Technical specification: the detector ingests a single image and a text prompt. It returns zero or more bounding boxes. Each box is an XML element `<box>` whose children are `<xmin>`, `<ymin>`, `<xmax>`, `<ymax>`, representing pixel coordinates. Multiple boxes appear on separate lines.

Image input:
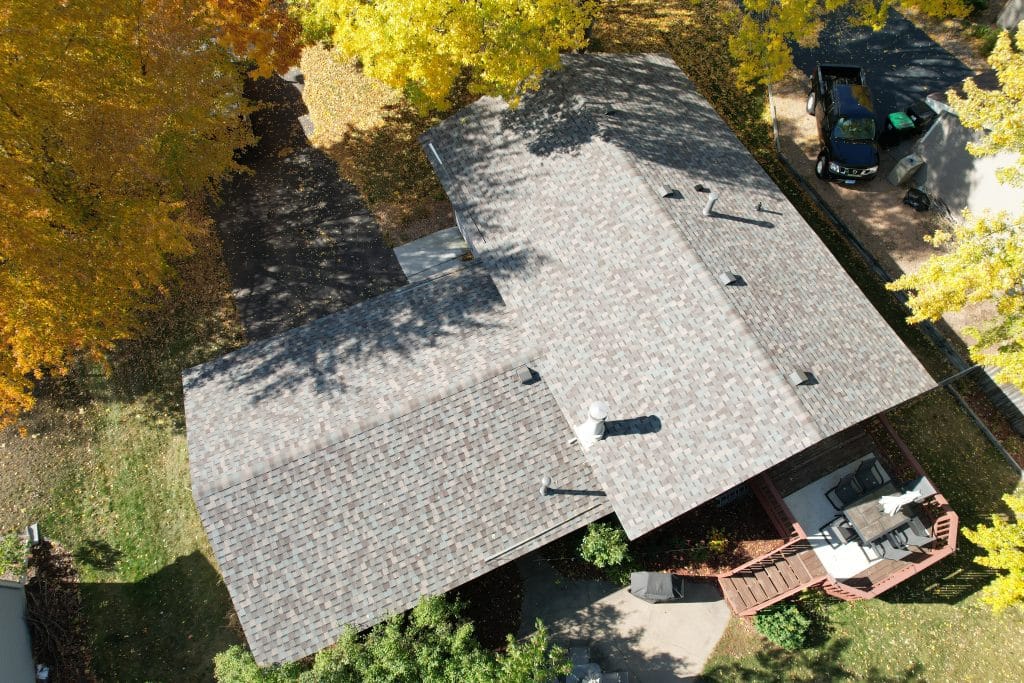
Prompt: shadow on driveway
<box><xmin>517</xmin><ymin>554</ymin><xmax>730</xmax><ymax>682</ymax></box>
<box><xmin>214</xmin><ymin>74</ymin><xmax>407</xmax><ymax>341</ymax></box>
<box><xmin>792</xmin><ymin>8</ymin><xmax>974</xmax><ymax>122</ymax></box>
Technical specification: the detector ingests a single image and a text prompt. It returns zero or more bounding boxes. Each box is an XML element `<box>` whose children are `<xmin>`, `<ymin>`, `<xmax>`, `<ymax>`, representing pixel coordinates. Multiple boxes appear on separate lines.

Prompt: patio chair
<box><xmin>825</xmin><ymin>474</ymin><xmax>864</xmax><ymax>510</ymax></box>
<box><xmin>855</xmin><ymin>458</ymin><xmax>886</xmax><ymax>492</ymax></box>
<box><xmin>887</xmin><ymin>526</ymin><xmax>909</xmax><ymax>547</ymax></box>
<box><xmin>865</xmin><ymin>537</ymin><xmax>911</xmax><ymax>562</ymax></box>
<box><xmin>903</xmin><ymin>516</ymin><xmax>934</xmax><ymax>551</ymax></box>
<box><xmin>819</xmin><ymin>516</ymin><xmax>858</xmax><ymax>548</ymax></box>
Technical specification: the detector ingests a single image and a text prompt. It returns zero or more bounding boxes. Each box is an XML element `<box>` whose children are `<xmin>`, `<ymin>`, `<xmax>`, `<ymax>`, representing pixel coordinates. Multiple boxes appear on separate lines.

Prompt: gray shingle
<box><xmin>420</xmin><ymin>53</ymin><xmax>934</xmax><ymax>539</ymax></box>
<box><xmin>195</xmin><ymin>367</ymin><xmax>609</xmax><ymax>664</ymax></box>
<box><xmin>185</xmin><ymin>265</ymin><xmax>611</xmax><ymax>663</ymax></box>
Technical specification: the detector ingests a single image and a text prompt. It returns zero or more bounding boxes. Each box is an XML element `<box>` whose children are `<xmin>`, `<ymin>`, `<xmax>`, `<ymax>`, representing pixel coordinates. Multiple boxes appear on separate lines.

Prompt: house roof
<box><xmin>421</xmin><ymin>53</ymin><xmax>935</xmax><ymax>539</ymax></box>
<box><xmin>184</xmin><ymin>266</ymin><xmax>611</xmax><ymax>663</ymax></box>
<box><xmin>186</xmin><ymin>53</ymin><xmax>936</xmax><ymax>665</ymax></box>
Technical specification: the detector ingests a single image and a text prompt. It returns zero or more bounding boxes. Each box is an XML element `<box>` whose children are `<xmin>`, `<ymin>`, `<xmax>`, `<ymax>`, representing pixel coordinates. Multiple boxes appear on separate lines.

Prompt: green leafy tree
<box><xmin>579</xmin><ymin>522</ymin><xmax>630</xmax><ymax>569</ymax></box>
<box><xmin>963</xmin><ymin>493</ymin><xmax>1024</xmax><ymax>613</ymax></box>
<box><xmin>294</xmin><ymin>0</ymin><xmax>599</xmax><ymax>112</ymax></box>
<box><xmin>215</xmin><ymin>595</ymin><xmax>570</xmax><ymax>682</ymax></box>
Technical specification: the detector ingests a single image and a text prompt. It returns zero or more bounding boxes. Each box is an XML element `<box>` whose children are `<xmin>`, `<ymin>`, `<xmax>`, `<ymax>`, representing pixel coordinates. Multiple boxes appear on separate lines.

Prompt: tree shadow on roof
<box><xmin>183</xmin><ymin>242</ymin><xmax>544</xmax><ymax>406</ymax></box>
<box><xmin>496</xmin><ymin>54</ymin><xmax>768</xmax><ymax>195</ymax></box>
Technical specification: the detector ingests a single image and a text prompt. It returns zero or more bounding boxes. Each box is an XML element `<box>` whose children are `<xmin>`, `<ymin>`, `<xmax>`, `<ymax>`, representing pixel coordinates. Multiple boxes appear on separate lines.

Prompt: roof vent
<box><xmin>660</xmin><ymin>185</ymin><xmax>678</xmax><ymax>198</ymax></box>
<box><xmin>516</xmin><ymin>365</ymin><xmax>534</xmax><ymax>384</ymax></box>
<box><xmin>702</xmin><ymin>193</ymin><xmax>719</xmax><ymax>217</ymax></box>
<box><xmin>787</xmin><ymin>370</ymin><xmax>817</xmax><ymax>386</ymax></box>
<box><xmin>575</xmin><ymin>401</ymin><xmax>608</xmax><ymax>449</ymax></box>
<box><xmin>717</xmin><ymin>271</ymin><xmax>743</xmax><ymax>286</ymax></box>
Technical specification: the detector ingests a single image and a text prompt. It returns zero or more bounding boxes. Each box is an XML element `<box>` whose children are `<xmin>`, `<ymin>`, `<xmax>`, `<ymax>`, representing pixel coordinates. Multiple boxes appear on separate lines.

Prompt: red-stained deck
<box><xmin>717</xmin><ymin>416</ymin><xmax>959</xmax><ymax>616</ymax></box>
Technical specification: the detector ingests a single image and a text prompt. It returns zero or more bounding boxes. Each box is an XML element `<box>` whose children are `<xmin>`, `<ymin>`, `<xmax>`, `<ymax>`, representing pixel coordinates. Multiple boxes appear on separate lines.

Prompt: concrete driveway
<box><xmin>791</xmin><ymin>8</ymin><xmax>973</xmax><ymax>121</ymax></box>
<box><xmin>517</xmin><ymin>555</ymin><xmax>730</xmax><ymax>682</ymax></box>
<box><xmin>213</xmin><ymin>72</ymin><xmax>406</xmax><ymax>341</ymax></box>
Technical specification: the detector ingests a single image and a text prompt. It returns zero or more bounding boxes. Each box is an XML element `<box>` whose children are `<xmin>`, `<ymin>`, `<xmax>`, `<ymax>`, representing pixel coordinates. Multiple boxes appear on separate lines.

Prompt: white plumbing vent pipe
<box><xmin>575</xmin><ymin>401</ymin><xmax>609</xmax><ymax>449</ymax></box>
<box><xmin>703</xmin><ymin>192</ymin><xmax>719</xmax><ymax>217</ymax></box>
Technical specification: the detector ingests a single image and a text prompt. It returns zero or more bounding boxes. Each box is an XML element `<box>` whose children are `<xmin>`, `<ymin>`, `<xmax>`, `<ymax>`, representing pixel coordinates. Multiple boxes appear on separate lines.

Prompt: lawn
<box><xmin>0</xmin><ymin>226</ymin><xmax>246</xmax><ymax>681</ymax></box>
<box><xmin>703</xmin><ymin>389</ymin><xmax>1024</xmax><ymax>682</ymax></box>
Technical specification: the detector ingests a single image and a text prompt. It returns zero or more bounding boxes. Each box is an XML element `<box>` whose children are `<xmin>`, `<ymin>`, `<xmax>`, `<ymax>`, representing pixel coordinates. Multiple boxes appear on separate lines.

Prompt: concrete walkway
<box><xmin>393</xmin><ymin>227</ymin><xmax>469</xmax><ymax>283</ymax></box>
<box><xmin>517</xmin><ymin>555</ymin><xmax>730</xmax><ymax>682</ymax></box>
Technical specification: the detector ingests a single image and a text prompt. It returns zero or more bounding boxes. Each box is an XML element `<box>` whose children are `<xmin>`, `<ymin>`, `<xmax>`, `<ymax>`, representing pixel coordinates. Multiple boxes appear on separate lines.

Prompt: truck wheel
<box><xmin>815</xmin><ymin>152</ymin><xmax>831</xmax><ymax>180</ymax></box>
<box><xmin>806</xmin><ymin>91</ymin><xmax>816</xmax><ymax>115</ymax></box>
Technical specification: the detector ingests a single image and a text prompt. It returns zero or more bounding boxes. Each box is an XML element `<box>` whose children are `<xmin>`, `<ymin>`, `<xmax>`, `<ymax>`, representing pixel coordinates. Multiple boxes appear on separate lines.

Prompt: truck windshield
<box><xmin>833</xmin><ymin>117</ymin><xmax>876</xmax><ymax>142</ymax></box>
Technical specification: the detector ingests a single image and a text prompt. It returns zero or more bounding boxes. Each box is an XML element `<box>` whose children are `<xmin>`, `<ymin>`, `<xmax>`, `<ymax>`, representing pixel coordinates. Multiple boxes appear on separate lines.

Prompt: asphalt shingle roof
<box><xmin>421</xmin><ymin>53</ymin><xmax>935</xmax><ymax>539</ymax></box>
<box><xmin>185</xmin><ymin>266</ymin><xmax>611</xmax><ymax>663</ymax></box>
<box><xmin>185</xmin><ymin>53</ymin><xmax>936</xmax><ymax>664</ymax></box>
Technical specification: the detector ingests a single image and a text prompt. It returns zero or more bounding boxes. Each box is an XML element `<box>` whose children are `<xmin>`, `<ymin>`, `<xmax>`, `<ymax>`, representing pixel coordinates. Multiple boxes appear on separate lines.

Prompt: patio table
<box><xmin>842</xmin><ymin>482</ymin><xmax>914</xmax><ymax>544</ymax></box>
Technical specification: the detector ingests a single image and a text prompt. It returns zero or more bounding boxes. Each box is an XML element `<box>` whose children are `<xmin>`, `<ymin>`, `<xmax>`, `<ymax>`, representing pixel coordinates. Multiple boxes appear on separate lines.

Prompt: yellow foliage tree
<box><xmin>963</xmin><ymin>494</ymin><xmax>1024</xmax><ymax>612</ymax></box>
<box><xmin>296</xmin><ymin>0</ymin><xmax>599</xmax><ymax>112</ymax></box>
<box><xmin>0</xmin><ymin>0</ymin><xmax>255</xmax><ymax>425</ymax></box>
<box><xmin>207</xmin><ymin>0</ymin><xmax>303</xmax><ymax>77</ymax></box>
<box><xmin>729</xmin><ymin>0</ymin><xmax>971</xmax><ymax>89</ymax></box>
<box><xmin>887</xmin><ymin>25</ymin><xmax>1024</xmax><ymax>386</ymax></box>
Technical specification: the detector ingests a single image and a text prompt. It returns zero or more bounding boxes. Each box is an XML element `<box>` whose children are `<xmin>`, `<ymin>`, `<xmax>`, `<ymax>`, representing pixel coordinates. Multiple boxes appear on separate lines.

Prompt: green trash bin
<box><xmin>881</xmin><ymin>111</ymin><xmax>917</xmax><ymax>147</ymax></box>
<box><xmin>887</xmin><ymin>111</ymin><xmax>915</xmax><ymax>131</ymax></box>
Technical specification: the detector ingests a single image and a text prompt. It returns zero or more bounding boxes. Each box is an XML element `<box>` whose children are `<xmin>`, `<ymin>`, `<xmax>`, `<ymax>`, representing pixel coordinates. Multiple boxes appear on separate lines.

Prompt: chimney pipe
<box><xmin>703</xmin><ymin>193</ymin><xmax>719</xmax><ymax>217</ymax></box>
<box><xmin>541</xmin><ymin>476</ymin><xmax>552</xmax><ymax>496</ymax></box>
<box><xmin>575</xmin><ymin>401</ymin><xmax>609</xmax><ymax>448</ymax></box>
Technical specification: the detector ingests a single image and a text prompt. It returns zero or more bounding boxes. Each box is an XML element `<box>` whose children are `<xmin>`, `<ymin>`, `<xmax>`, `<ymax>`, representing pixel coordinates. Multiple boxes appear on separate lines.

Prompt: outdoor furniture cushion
<box><xmin>826</xmin><ymin>474</ymin><xmax>864</xmax><ymax>510</ymax></box>
<box><xmin>855</xmin><ymin>458</ymin><xmax>886</xmax><ymax>492</ymax></box>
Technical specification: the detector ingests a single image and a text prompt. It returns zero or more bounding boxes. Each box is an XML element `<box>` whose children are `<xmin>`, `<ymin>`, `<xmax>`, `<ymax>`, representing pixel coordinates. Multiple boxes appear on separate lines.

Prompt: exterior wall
<box><xmin>998</xmin><ymin>0</ymin><xmax>1024</xmax><ymax>30</ymax></box>
<box><xmin>0</xmin><ymin>580</ymin><xmax>36</xmax><ymax>683</ymax></box>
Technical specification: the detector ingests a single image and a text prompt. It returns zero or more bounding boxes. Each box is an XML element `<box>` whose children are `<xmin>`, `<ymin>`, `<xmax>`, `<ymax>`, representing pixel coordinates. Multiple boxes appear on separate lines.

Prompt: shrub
<box><xmin>754</xmin><ymin>603</ymin><xmax>812</xmax><ymax>651</ymax></box>
<box><xmin>0</xmin><ymin>532</ymin><xmax>27</xmax><ymax>577</ymax></box>
<box><xmin>707</xmin><ymin>528</ymin><xmax>729</xmax><ymax>556</ymax></box>
<box><xmin>579</xmin><ymin>523</ymin><xmax>630</xmax><ymax>569</ymax></box>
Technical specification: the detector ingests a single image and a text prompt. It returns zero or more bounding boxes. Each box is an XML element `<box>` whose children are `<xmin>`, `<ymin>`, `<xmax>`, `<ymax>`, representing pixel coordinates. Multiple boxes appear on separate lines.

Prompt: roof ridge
<box><xmin>563</xmin><ymin>70</ymin><xmax>822</xmax><ymax>442</ymax></box>
<box><xmin>192</xmin><ymin>348</ymin><xmax>546</xmax><ymax>500</ymax></box>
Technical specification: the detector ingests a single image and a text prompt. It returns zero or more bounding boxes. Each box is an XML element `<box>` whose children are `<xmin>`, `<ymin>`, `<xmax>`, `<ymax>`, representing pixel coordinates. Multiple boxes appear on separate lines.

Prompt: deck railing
<box><xmin>749</xmin><ymin>473</ymin><xmax>803</xmax><ymax>540</ymax></box>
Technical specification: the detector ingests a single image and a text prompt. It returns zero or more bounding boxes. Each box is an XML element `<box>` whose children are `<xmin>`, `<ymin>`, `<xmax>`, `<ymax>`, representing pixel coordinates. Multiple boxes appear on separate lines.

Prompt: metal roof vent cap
<box><xmin>575</xmin><ymin>401</ymin><xmax>608</xmax><ymax>449</ymax></box>
<box><xmin>718</xmin><ymin>271</ymin><xmax>743</xmax><ymax>286</ymax></box>
<box><xmin>787</xmin><ymin>370</ymin><xmax>817</xmax><ymax>386</ymax></box>
<box><xmin>660</xmin><ymin>185</ymin><xmax>678</xmax><ymax>198</ymax></box>
<box><xmin>516</xmin><ymin>365</ymin><xmax>534</xmax><ymax>384</ymax></box>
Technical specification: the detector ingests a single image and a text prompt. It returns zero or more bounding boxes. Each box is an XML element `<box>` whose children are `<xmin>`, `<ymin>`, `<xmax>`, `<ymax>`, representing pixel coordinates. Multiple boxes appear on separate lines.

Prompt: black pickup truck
<box><xmin>806</xmin><ymin>64</ymin><xmax>880</xmax><ymax>183</ymax></box>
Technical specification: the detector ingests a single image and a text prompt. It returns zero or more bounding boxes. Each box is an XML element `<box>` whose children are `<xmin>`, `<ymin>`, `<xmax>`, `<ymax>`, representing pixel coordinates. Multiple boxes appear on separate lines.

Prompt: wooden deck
<box><xmin>718</xmin><ymin>416</ymin><xmax>960</xmax><ymax>614</ymax></box>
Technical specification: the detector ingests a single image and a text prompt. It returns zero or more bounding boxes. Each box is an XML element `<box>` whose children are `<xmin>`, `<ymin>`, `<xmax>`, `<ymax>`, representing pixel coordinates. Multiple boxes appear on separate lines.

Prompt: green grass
<box><xmin>0</xmin><ymin>228</ymin><xmax>245</xmax><ymax>681</ymax></box>
<box><xmin>703</xmin><ymin>390</ymin><xmax>1024</xmax><ymax>682</ymax></box>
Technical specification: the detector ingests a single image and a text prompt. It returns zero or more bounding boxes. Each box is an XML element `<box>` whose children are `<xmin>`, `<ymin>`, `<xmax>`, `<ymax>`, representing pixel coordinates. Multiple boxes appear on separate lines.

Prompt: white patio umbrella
<box><xmin>880</xmin><ymin>490</ymin><xmax>922</xmax><ymax>516</ymax></box>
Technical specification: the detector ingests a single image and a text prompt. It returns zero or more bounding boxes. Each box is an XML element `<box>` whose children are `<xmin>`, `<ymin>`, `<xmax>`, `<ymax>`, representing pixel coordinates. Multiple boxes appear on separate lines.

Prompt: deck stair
<box><xmin>718</xmin><ymin>539</ymin><xmax>826</xmax><ymax>616</ymax></box>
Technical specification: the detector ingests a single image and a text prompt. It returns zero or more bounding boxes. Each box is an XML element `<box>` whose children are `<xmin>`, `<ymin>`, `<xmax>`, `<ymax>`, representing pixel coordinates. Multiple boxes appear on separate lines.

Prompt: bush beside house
<box><xmin>214</xmin><ymin>595</ymin><xmax>570</xmax><ymax>682</ymax></box>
